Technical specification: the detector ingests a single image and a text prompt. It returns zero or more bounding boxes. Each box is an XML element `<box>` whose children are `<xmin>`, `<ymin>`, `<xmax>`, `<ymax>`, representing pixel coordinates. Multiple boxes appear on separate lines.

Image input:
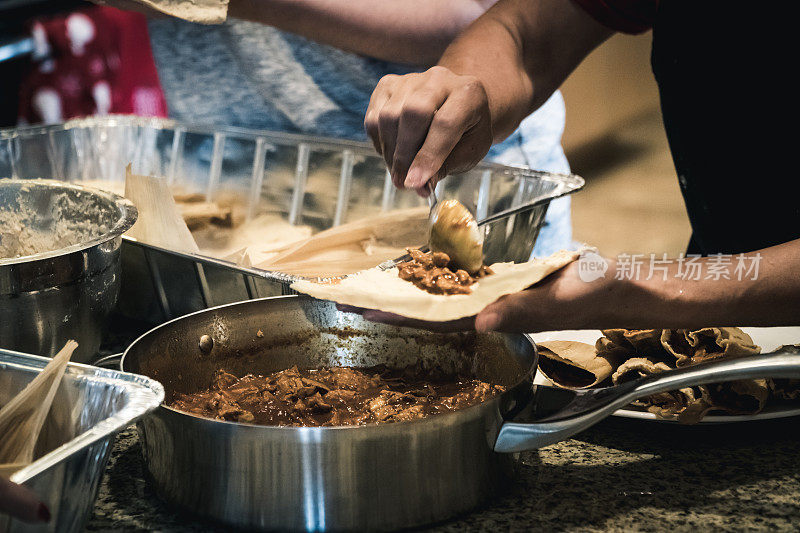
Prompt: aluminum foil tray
<box><xmin>0</xmin><ymin>348</ymin><xmax>163</xmax><ymax>533</ymax></box>
<box><xmin>0</xmin><ymin>115</ymin><xmax>583</xmax><ymax>324</ymax></box>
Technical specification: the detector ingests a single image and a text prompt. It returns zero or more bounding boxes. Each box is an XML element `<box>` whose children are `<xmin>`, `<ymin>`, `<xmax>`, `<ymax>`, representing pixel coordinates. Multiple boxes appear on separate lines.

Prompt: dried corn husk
<box><xmin>124</xmin><ymin>165</ymin><xmax>199</xmax><ymax>253</ymax></box>
<box><xmin>0</xmin><ymin>341</ymin><xmax>78</xmax><ymax>476</ymax></box>
<box><xmin>291</xmin><ymin>249</ymin><xmax>579</xmax><ymax>322</ymax></box>
<box><xmin>538</xmin><ymin>340</ymin><xmax>621</xmax><ymax>389</ymax></box>
<box><xmin>258</xmin><ymin>207</ymin><xmax>428</xmax><ymax>277</ymax></box>
<box><xmin>117</xmin><ymin>0</ymin><xmax>229</xmax><ymax>24</ymax></box>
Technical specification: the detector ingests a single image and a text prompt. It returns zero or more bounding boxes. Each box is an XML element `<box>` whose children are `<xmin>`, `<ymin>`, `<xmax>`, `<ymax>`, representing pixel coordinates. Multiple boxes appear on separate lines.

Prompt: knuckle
<box><xmin>426</xmin><ymin>65</ymin><xmax>451</xmax><ymax>78</ymax></box>
<box><xmin>377</xmin><ymin>74</ymin><xmax>399</xmax><ymax>87</ymax></box>
<box><xmin>403</xmin><ymin>101</ymin><xmax>435</xmax><ymax>122</ymax></box>
<box><xmin>457</xmin><ymin>76</ymin><xmax>485</xmax><ymax>97</ymax></box>
<box><xmin>378</xmin><ymin>106</ymin><xmax>401</xmax><ymax>128</ymax></box>
<box><xmin>363</xmin><ymin>112</ymin><xmax>378</xmax><ymax>131</ymax></box>
<box><xmin>433</xmin><ymin>113</ymin><xmax>460</xmax><ymax>132</ymax></box>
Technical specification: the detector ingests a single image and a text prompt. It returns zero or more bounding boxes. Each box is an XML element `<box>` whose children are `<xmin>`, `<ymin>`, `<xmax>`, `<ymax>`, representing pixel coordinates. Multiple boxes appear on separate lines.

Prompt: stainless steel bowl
<box><xmin>0</xmin><ymin>179</ymin><xmax>137</xmax><ymax>363</ymax></box>
<box><xmin>121</xmin><ymin>295</ymin><xmax>538</xmax><ymax>531</ymax></box>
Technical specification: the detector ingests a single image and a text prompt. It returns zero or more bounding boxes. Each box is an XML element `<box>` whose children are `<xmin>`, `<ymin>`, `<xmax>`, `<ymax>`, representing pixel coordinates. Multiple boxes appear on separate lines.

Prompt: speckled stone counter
<box><xmin>88</xmin><ymin>416</ymin><xmax>800</xmax><ymax>531</ymax></box>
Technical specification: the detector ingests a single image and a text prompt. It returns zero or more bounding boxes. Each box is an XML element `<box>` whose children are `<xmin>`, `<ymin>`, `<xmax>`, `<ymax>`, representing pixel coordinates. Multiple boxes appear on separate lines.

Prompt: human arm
<box><xmin>357</xmin><ymin>239</ymin><xmax>800</xmax><ymax>333</ymax></box>
<box><xmin>364</xmin><ymin>0</ymin><xmax>613</xmax><ymax>188</ymax></box>
<box><xmin>103</xmin><ymin>0</ymin><xmax>499</xmax><ymax>65</ymax></box>
<box><xmin>228</xmin><ymin>0</ymin><xmax>501</xmax><ymax>66</ymax></box>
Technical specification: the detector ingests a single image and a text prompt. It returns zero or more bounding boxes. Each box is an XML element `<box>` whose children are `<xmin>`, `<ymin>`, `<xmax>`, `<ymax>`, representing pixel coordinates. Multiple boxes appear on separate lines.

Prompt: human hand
<box><xmin>364</xmin><ymin>66</ymin><xmax>493</xmax><ymax>191</ymax></box>
<box><xmin>0</xmin><ymin>476</ymin><xmax>50</xmax><ymax>524</ymax></box>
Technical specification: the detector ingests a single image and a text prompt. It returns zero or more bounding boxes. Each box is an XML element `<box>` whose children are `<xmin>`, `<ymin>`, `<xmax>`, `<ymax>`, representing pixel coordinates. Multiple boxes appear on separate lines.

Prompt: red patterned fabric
<box><xmin>18</xmin><ymin>6</ymin><xmax>167</xmax><ymax>125</ymax></box>
<box><xmin>570</xmin><ymin>0</ymin><xmax>658</xmax><ymax>34</ymax></box>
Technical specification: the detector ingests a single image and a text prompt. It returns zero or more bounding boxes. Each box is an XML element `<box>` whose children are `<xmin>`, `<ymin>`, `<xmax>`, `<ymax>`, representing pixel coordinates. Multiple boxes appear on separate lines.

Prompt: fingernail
<box><xmin>404</xmin><ymin>169</ymin><xmax>423</xmax><ymax>189</ymax></box>
<box><xmin>38</xmin><ymin>503</ymin><xmax>51</xmax><ymax>523</ymax></box>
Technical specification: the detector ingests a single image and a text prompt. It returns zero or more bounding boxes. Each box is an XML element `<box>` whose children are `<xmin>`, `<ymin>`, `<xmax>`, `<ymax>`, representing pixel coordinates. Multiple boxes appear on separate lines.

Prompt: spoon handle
<box><xmin>426</xmin><ymin>181</ymin><xmax>438</xmax><ymax>211</ymax></box>
<box><xmin>495</xmin><ymin>346</ymin><xmax>800</xmax><ymax>452</ymax></box>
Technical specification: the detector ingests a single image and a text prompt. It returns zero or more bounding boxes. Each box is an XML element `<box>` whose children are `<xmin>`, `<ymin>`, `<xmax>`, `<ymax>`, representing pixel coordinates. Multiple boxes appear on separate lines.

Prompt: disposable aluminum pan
<box><xmin>0</xmin><ymin>116</ymin><xmax>584</xmax><ymax>324</ymax></box>
<box><xmin>0</xmin><ymin>348</ymin><xmax>163</xmax><ymax>533</ymax></box>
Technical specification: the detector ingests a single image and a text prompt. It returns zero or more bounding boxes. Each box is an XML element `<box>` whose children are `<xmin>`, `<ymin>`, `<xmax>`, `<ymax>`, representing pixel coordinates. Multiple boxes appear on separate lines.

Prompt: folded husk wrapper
<box><xmin>599</xmin><ymin>329</ymin><xmax>672</xmax><ymax>363</ymax></box>
<box><xmin>674</xmin><ymin>380</ymin><xmax>769</xmax><ymax>424</ymax></box>
<box><xmin>291</xmin><ymin>249</ymin><xmax>579</xmax><ymax>322</ymax></box>
<box><xmin>604</xmin><ymin>328</ymin><xmax>766</xmax><ymax>423</ymax></box>
<box><xmin>685</xmin><ymin>327</ymin><xmax>760</xmax><ymax>360</ymax></box>
<box><xmin>609</xmin><ymin>356</ymin><xmax>768</xmax><ymax>423</ymax></box>
<box><xmin>610</xmin><ymin>357</ymin><xmax>699</xmax><ymax>419</ymax></box>
<box><xmin>124</xmin><ymin>0</ymin><xmax>229</xmax><ymax>23</ymax></box>
<box><xmin>661</xmin><ymin>327</ymin><xmax>760</xmax><ymax>366</ymax></box>
<box><xmin>0</xmin><ymin>340</ymin><xmax>78</xmax><ymax>477</ymax></box>
<box><xmin>538</xmin><ymin>340</ymin><xmax>620</xmax><ymax>388</ymax></box>
<box><xmin>768</xmin><ymin>378</ymin><xmax>800</xmax><ymax>400</ymax></box>
<box><xmin>611</xmin><ymin>357</ymin><xmax>672</xmax><ymax>384</ymax></box>
<box><xmin>768</xmin><ymin>348</ymin><xmax>800</xmax><ymax>400</ymax></box>
<box><xmin>548</xmin><ymin>327</ymin><xmax>773</xmax><ymax>424</ymax></box>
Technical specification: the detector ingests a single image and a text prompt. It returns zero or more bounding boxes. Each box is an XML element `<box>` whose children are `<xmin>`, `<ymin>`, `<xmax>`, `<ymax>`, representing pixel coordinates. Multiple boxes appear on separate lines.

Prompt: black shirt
<box><xmin>651</xmin><ymin>2</ymin><xmax>799</xmax><ymax>254</ymax></box>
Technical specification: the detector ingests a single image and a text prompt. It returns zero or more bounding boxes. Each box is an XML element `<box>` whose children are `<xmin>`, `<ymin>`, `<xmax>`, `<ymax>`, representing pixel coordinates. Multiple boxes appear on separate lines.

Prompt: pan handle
<box><xmin>494</xmin><ymin>346</ymin><xmax>800</xmax><ymax>453</ymax></box>
<box><xmin>92</xmin><ymin>353</ymin><xmax>124</xmax><ymax>369</ymax></box>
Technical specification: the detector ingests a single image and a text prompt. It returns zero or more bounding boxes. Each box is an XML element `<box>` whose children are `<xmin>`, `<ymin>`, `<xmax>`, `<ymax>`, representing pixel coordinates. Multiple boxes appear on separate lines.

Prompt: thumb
<box><xmin>475</xmin><ymin>293</ymin><xmax>525</xmax><ymax>333</ymax></box>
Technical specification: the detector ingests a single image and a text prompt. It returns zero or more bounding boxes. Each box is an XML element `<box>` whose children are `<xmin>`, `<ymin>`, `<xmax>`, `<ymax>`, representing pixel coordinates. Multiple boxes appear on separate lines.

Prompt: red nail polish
<box><xmin>38</xmin><ymin>503</ymin><xmax>51</xmax><ymax>523</ymax></box>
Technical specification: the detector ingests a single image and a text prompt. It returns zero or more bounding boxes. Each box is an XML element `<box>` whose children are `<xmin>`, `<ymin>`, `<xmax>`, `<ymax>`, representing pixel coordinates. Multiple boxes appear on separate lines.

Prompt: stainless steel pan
<box><xmin>121</xmin><ymin>296</ymin><xmax>800</xmax><ymax>531</ymax></box>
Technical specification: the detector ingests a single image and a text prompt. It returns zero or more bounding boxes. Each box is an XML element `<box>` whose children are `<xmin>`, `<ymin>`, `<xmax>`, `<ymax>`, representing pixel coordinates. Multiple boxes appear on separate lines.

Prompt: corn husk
<box><xmin>124</xmin><ymin>164</ymin><xmax>199</xmax><ymax>253</ymax></box>
<box><xmin>257</xmin><ymin>207</ymin><xmax>428</xmax><ymax>277</ymax></box>
<box><xmin>0</xmin><ymin>341</ymin><xmax>78</xmax><ymax>476</ymax></box>
<box><xmin>122</xmin><ymin>0</ymin><xmax>229</xmax><ymax>24</ymax></box>
<box><xmin>291</xmin><ymin>249</ymin><xmax>579</xmax><ymax>322</ymax></box>
<box><xmin>538</xmin><ymin>340</ymin><xmax>622</xmax><ymax>389</ymax></box>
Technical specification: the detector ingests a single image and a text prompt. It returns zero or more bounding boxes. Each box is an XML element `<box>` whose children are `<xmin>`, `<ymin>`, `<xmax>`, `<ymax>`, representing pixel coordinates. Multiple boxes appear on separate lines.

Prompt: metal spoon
<box><xmin>494</xmin><ymin>345</ymin><xmax>800</xmax><ymax>452</ymax></box>
<box><xmin>426</xmin><ymin>182</ymin><xmax>484</xmax><ymax>274</ymax></box>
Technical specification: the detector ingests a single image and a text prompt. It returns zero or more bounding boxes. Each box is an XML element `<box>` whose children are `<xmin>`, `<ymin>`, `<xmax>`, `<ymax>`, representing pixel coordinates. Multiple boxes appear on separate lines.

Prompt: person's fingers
<box><xmin>0</xmin><ymin>478</ymin><xmax>49</xmax><ymax>524</ymax></box>
<box><xmin>361</xmin><ymin>309</ymin><xmax>476</xmax><ymax>332</ymax></box>
<box><xmin>335</xmin><ymin>303</ymin><xmax>366</xmax><ymax>315</ymax></box>
<box><xmin>475</xmin><ymin>291</ymin><xmax>538</xmax><ymax>333</ymax></box>
<box><xmin>391</xmin><ymin>88</ymin><xmax>448</xmax><ymax>187</ymax></box>
<box><xmin>364</xmin><ymin>75</ymin><xmax>395</xmax><ymax>157</ymax></box>
<box><xmin>404</xmin><ymin>80</ymin><xmax>488</xmax><ymax>189</ymax></box>
<box><xmin>376</xmin><ymin>96</ymin><xmax>403</xmax><ymax>185</ymax></box>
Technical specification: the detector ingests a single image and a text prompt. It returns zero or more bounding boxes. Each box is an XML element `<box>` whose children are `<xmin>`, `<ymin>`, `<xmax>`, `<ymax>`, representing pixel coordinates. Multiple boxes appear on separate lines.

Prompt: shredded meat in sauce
<box><xmin>169</xmin><ymin>365</ymin><xmax>504</xmax><ymax>427</ymax></box>
<box><xmin>397</xmin><ymin>249</ymin><xmax>493</xmax><ymax>295</ymax></box>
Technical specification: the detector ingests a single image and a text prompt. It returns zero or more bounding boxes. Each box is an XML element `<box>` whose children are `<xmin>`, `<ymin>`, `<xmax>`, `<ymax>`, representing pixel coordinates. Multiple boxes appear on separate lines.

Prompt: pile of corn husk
<box><xmin>538</xmin><ymin>329</ymin><xmax>799</xmax><ymax>423</ymax></box>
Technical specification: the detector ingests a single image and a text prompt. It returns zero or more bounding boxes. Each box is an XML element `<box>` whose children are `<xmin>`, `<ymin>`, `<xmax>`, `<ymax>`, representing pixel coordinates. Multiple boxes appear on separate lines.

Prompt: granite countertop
<box><xmin>88</xmin><ymin>416</ymin><xmax>800</xmax><ymax>531</ymax></box>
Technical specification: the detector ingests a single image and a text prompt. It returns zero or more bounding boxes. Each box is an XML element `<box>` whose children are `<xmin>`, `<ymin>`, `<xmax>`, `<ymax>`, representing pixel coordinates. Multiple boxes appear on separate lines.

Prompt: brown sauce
<box><xmin>397</xmin><ymin>249</ymin><xmax>492</xmax><ymax>295</ymax></box>
<box><xmin>168</xmin><ymin>364</ymin><xmax>504</xmax><ymax>427</ymax></box>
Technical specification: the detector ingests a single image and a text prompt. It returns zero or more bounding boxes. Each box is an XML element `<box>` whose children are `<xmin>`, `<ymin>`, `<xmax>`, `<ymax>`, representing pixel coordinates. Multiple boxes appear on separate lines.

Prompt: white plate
<box><xmin>529</xmin><ymin>327</ymin><xmax>800</xmax><ymax>424</ymax></box>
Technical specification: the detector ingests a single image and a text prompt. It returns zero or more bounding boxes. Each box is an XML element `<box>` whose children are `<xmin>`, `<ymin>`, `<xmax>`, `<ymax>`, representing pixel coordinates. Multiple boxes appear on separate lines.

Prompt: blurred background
<box><xmin>560</xmin><ymin>32</ymin><xmax>691</xmax><ymax>257</ymax></box>
<box><xmin>1</xmin><ymin>2</ymin><xmax>690</xmax><ymax>257</ymax></box>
